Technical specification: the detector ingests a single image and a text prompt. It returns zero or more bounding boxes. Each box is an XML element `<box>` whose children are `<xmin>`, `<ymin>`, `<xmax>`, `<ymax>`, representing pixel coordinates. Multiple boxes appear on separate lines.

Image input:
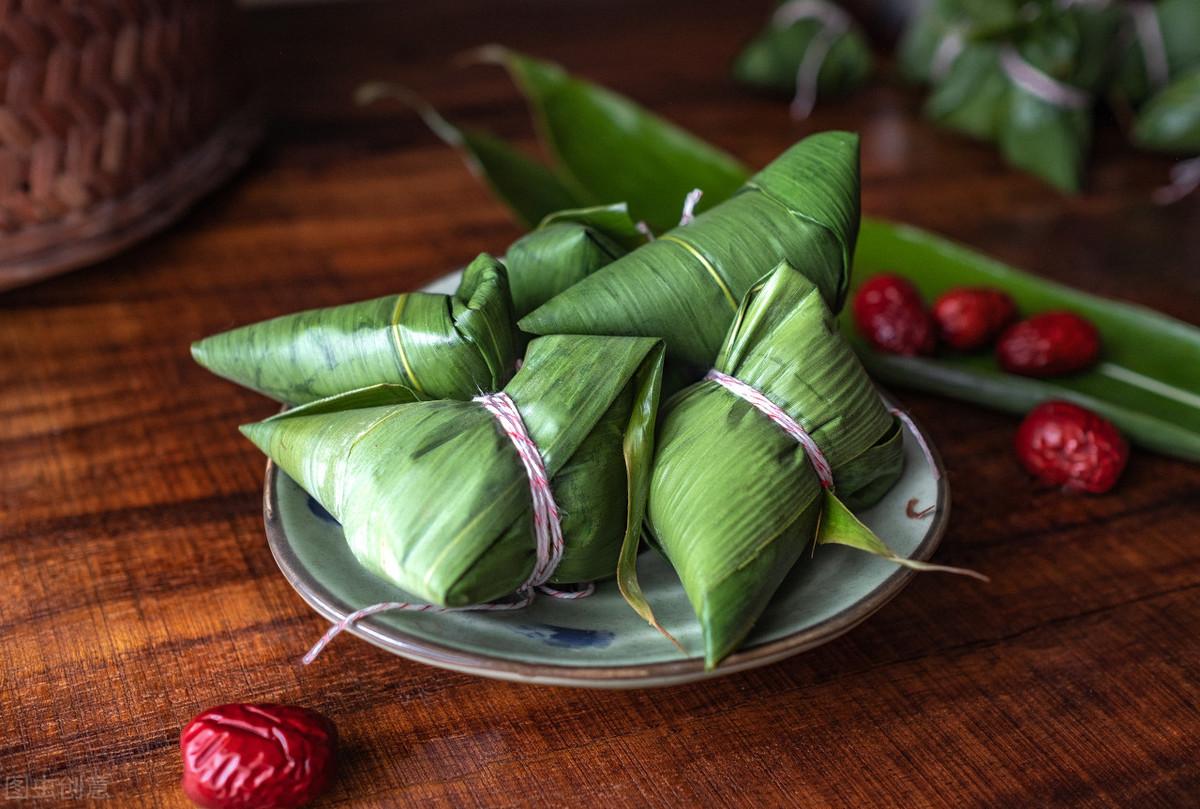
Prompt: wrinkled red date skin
<box><xmin>996</xmin><ymin>311</ymin><xmax>1100</xmax><ymax>376</ymax></box>
<box><xmin>181</xmin><ymin>704</ymin><xmax>337</xmax><ymax>809</ymax></box>
<box><xmin>852</xmin><ymin>274</ymin><xmax>936</xmax><ymax>356</ymax></box>
<box><xmin>1015</xmin><ymin>401</ymin><xmax>1128</xmax><ymax>494</ymax></box>
<box><xmin>932</xmin><ymin>287</ymin><xmax>1017</xmax><ymax>351</ymax></box>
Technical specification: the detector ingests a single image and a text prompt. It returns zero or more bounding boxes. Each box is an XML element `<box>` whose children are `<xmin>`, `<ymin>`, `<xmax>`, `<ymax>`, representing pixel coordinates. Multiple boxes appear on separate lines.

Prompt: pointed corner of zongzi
<box><xmin>237</xmin><ymin>420</ymin><xmax>273</xmax><ymax>457</ymax></box>
<box><xmin>189</xmin><ymin>335</ymin><xmax>214</xmax><ymax>370</ymax></box>
<box><xmin>189</xmin><ymin>327</ymin><xmax>261</xmax><ymax>395</ymax></box>
<box><xmin>696</xmin><ymin>572</ymin><xmax>786</xmax><ymax>670</ymax></box>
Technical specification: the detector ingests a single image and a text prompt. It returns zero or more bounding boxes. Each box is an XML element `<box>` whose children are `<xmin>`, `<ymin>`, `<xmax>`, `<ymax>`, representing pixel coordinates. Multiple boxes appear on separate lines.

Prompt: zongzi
<box><xmin>623</xmin><ymin>262</ymin><xmax>906</xmax><ymax>667</ymax></box>
<box><xmin>192</xmin><ymin>253</ymin><xmax>517</xmax><ymax>405</ymax></box>
<box><xmin>519</xmin><ymin>131</ymin><xmax>860</xmax><ymax>367</ymax></box>
<box><xmin>1113</xmin><ymin>0</ymin><xmax>1200</xmax><ymax>107</ymax></box>
<box><xmin>900</xmin><ymin>0</ymin><xmax>1121</xmax><ymax>192</ymax></box>
<box><xmin>1135</xmin><ymin>67</ymin><xmax>1200</xmax><ymax>153</ymax></box>
<box><xmin>193</xmin><ymin>204</ymin><xmax>645</xmax><ymax>404</ymax></box>
<box><xmin>241</xmin><ymin>334</ymin><xmax>664</xmax><ymax>607</ymax></box>
<box><xmin>734</xmin><ymin>0</ymin><xmax>873</xmax><ymax>119</ymax></box>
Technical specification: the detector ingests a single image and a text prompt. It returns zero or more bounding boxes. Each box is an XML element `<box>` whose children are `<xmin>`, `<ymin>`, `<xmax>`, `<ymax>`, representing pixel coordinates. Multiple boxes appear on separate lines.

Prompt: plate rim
<box><xmin>263</xmin><ymin>399</ymin><xmax>952</xmax><ymax>688</ymax></box>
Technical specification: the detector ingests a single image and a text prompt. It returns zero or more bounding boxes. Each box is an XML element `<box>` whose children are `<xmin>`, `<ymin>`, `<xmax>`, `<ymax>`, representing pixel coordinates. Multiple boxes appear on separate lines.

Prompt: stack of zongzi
<box><xmin>195</xmin><ymin>125</ymin><xmax>969</xmax><ymax>667</ymax></box>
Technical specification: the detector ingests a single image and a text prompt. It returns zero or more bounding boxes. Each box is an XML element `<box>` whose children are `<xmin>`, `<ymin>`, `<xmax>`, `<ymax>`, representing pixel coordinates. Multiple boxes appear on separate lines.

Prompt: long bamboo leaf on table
<box><xmin>850</xmin><ymin>220</ymin><xmax>1200</xmax><ymax>463</ymax></box>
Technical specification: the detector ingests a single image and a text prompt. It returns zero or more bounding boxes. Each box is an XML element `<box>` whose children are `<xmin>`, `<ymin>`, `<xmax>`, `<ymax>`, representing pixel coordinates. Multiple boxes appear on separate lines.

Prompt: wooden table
<box><xmin>2</xmin><ymin>1</ymin><xmax>1198</xmax><ymax>805</ymax></box>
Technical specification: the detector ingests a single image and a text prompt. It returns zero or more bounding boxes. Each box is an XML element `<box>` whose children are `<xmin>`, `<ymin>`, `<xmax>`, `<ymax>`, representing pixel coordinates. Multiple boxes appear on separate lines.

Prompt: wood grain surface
<box><xmin>2</xmin><ymin>1</ymin><xmax>1198</xmax><ymax>806</ymax></box>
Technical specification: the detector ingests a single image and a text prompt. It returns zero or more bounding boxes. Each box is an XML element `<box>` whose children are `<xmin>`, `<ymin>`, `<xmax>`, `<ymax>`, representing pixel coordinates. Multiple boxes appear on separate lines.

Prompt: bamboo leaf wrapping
<box><xmin>192</xmin><ymin>205</ymin><xmax>646</xmax><ymax>404</ymax></box>
<box><xmin>1135</xmin><ymin>67</ymin><xmax>1200</xmax><ymax>152</ymax></box>
<box><xmin>629</xmin><ymin>263</ymin><xmax>903</xmax><ymax>667</ymax></box>
<box><xmin>519</xmin><ymin>132</ymin><xmax>861</xmax><ymax>367</ymax></box>
<box><xmin>733</xmin><ymin>1</ymin><xmax>873</xmax><ymax>107</ymax></box>
<box><xmin>241</xmin><ymin>335</ymin><xmax>664</xmax><ymax>605</ymax></box>
<box><xmin>192</xmin><ymin>254</ymin><xmax>516</xmax><ymax>404</ymax></box>
<box><xmin>898</xmin><ymin>0</ymin><xmax>1014</xmax><ymax>85</ymax></box>
<box><xmin>505</xmin><ymin>204</ymin><xmax>646</xmax><ymax>318</ymax></box>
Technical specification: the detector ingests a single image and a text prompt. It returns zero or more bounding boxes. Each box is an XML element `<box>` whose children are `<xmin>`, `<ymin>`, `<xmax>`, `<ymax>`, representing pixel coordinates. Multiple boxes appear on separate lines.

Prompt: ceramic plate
<box><xmin>262</xmin><ymin>273</ymin><xmax>951</xmax><ymax>689</ymax></box>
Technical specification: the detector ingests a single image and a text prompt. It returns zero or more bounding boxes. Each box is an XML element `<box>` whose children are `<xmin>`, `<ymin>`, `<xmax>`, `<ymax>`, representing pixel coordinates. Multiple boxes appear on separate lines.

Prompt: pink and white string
<box><xmin>705</xmin><ymin>370</ymin><xmax>835</xmax><ymax>487</ymax></box>
<box><xmin>888</xmin><ymin>407</ymin><xmax>940</xmax><ymax>482</ymax></box>
<box><xmin>770</xmin><ymin>0</ymin><xmax>852</xmax><ymax>120</ymax></box>
<box><xmin>1129</xmin><ymin>1</ymin><xmax>1170</xmax><ymax>91</ymax></box>
<box><xmin>705</xmin><ymin>370</ymin><xmax>941</xmax><ymax>487</ymax></box>
<box><xmin>999</xmin><ymin>46</ymin><xmax>1091</xmax><ymax>111</ymax></box>
<box><xmin>678</xmin><ymin>188</ymin><xmax>704</xmax><ymax>225</ymax></box>
<box><xmin>930</xmin><ymin>24</ymin><xmax>968</xmax><ymax>83</ymax></box>
<box><xmin>302</xmin><ymin>391</ymin><xmax>590</xmax><ymax>664</ymax></box>
<box><xmin>1153</xmin><ymin>158</ymin><xmax>1200</xmax><ymax>206</ymax></box>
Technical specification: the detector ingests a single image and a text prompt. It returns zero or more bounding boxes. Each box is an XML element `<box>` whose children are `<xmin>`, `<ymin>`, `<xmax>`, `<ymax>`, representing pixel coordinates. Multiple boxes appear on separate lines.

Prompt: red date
<box><xmin>1015</xmin><ymin>401</ymin><xmax>1128</xmax><ymax>494</ymax></box>
<box><xmin>852</xmin><ymin>274</ymin><xmax>936</xmax><ymax>356</ymax></box>
<box><xmin>996</xmin><ymin>311</ymin><xmax>1100</xmax><ymax>376</ymax></box>
<box><xmin>181</xmin><ymin>703</ymin><xmax>337</xmax><ymax>809</ymax></box>
<box><xmin>932</xmin><ymin>287</ymin><xmax>1017</xmax><ymax>351</ymax></box>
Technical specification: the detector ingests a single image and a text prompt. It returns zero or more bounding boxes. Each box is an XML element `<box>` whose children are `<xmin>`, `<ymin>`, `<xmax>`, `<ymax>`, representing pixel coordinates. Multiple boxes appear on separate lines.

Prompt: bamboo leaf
<box><xmin>644</xmin><ymin>264</ymin><xmax>904</xmax><ymax>667</ymax></box>
<box><xmin>475</xmin><ymin>46</ymin><xmax>748</xmax><ymax>232</ymax></box>
<box><xmin>505</xmin><ymin>204</ymin><xmax>644</xmax><ymax>318</ymax></box>
<box><xmin>358</xmin><ymin>81</ymin><xmax>584</xmax><ymax>226</ymax></box>
<box><xmin>848</xmin><ymin>219</ymin><xmax>1200</xmax><ymax>462</ymax></box>
<box><xmin>519</xmin><ymin>132</ymin><xmax>861</xmax><ymax>366</ymax></box>
<box><xmin>615</xmin><ymin>342</ymin><xmax>681</xmax><ymax>647</ymax></box>
<box><xmin>539</xmin><ymin>203</ymin><xmax>648</xmax><ymax>252</ymax></box>
<box><xmin>1134</xmin><ymin>68</ymin><xmax>1200</xmax><ymax>153</ymax></box>
<box><xmin>816</xmin><ymin>490</ymin><xmax>987</xmax><ymax>580</ymax></box>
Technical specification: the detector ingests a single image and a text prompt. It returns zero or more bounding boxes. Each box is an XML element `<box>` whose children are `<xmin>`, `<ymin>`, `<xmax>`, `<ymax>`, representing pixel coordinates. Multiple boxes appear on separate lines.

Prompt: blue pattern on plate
<box><xmin>513</xmin><ymin>624</ymin><xmax>614</xmax><ymax>649</ymax></box>
<box><xmin>306</xmin><ymin>496</ymin><xmax>340</xmax><ymax>525</ymax></box>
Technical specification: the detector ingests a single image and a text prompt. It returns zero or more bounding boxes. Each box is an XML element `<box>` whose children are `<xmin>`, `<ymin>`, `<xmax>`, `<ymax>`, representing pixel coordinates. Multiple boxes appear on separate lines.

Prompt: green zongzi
<box><xmin>241</xmin><ymin>334</ymin><xmax>664</xmax><ymax>607</ymax></box>
<box><xmin>733</xmin><ymin>0</ymin><xmax>873</xmax><ymax>119</ymax></box>
<box><xmin>900</xmin><ymin>0</ymin><xmax>1121</xmax><ymax>192</ymax></box>
<box><xmin>1113</xmin><ymin>0</ymin><xmax>1200</xmax><ymax>107</ymax></box>
<box><xmin>193</xmin><ymin>204</ymin><xmax>645</xmax><ymax>404</ymax></box>
<box><xmin>192</xmin><ymin>253</ymin><xmax>517</xmax><ymax>405</ymax></box>
<box><xmin>505</xmin><ymin>204</ymin><xmax>646</xmax><ymax>317</ymax></box>
<box><xmin>519</xmin><ymin>131</ymin><xmax>860</xmax><ymax>367</ymax></box>
<box><xmin>1135</xmin><ymin>67</ymin><xmax>1200</xmax><ymax>153</ymax></box>
<box><xmin>621</xmin><ymin>262</ymin><xmax>905</xmax><ymax>667</ymax></box>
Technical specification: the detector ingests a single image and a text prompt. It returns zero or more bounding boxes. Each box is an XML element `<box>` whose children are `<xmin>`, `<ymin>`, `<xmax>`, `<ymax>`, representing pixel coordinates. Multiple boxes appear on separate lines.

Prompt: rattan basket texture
<box><xmin>0</xmin><ymin>0</ymin><xmax>261</xmax><ymax>291</ymax></box>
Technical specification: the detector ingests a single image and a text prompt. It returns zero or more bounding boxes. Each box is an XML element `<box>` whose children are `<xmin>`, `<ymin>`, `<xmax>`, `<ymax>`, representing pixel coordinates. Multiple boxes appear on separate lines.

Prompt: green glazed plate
<box><xmin>262</xmin><ymin>274</ymin><xmax>952</xmax><ymax>689</ymax></box>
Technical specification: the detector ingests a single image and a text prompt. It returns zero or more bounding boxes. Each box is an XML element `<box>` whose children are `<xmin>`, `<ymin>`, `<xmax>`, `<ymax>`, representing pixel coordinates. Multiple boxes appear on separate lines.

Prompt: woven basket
<box><xmin>0</xmin><ymin>0</ymin><xmax>261</xmax><ymax>291</ymax></box>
